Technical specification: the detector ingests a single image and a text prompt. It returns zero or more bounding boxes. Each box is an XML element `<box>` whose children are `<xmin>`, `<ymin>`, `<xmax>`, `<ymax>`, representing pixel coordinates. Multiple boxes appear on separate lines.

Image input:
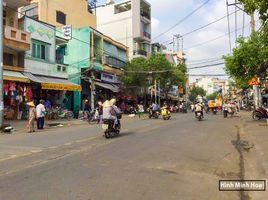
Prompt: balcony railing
<box><xmin>140</xmin><ymin>11</ymin><xmax>151</xmax><ymax>21</ymax></box>
<box><xmin>104</xmin><ymin>56</ymin><xmax>126</xmax><ymax>68</ymax></box>
<box><xmin>134</xmin><ymin>49</ymin><xmax>147</xmax><ymax>57</ymax></box>
<box><xmin>4</xmin><ymin>25</ymin><xmax>30</xmax><ymax>51</ymax></box>
<box><xmin>142</xmin><ymin>31</ymin><xmax>151</xmax><ymax>39</ymax></box>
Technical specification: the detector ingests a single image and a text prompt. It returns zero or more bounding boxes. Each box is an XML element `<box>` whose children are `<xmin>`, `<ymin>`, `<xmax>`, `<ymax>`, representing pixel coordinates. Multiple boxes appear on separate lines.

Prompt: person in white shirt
<box><xmin>36</xmin><ymin>100</ymin><xmax>46</xmax><ymax>129</ymax></box>
<box><xmin>103</xmin><ymin>98</ymin><xmax>121</xmax><ymax>127</ymax></box>
<box><xmin>194</xmin><ymin>101</ymin><xmax>204</xmax><ymax>117</ymax></box>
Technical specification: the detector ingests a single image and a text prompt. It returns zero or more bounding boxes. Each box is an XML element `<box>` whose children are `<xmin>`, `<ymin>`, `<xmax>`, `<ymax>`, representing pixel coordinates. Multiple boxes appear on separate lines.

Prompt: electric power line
<box><xmin>161</xmin><ymin>11</ymin><xmax>237</xmax><ymax>45</ymax></box>
<box><xmin>188</xmin><ymin>62</ymin><xmax>224</xmax><ymax>69</ymax></box>
<box><xmin>184</xmin><ymin>23</ymin><xmax>250</xmax><ymax>51</ymax></box>
<box><xmin>152</xmin><ymin>0</ymin><xmax>212</xmax><ymax>41</ymax></box>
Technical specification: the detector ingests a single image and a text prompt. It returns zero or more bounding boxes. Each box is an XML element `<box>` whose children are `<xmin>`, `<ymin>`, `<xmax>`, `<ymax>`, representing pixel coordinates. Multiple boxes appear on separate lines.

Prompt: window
<box><xmin>62</xmin><ymin>66</ymin><xmax>66</xmax><ymax>72</ymax></box>
<box><xmin>56</xmin><ymin>11</ymin><xmax>66</xmax><ymax>25</ymax></box>
<box><xmin>32</xmin><ymin>40</ymin><xmax>49</xmax><ymax>60</ymax></box>
<box><xmin>57</xmin><ymin>65</ymin><xmax>61</xmax><ymax>72</ymax></box>
<box><xmin>3</xmin><ymin>53</ymin><xmax>14</xmax><ymax>66</ymax></box>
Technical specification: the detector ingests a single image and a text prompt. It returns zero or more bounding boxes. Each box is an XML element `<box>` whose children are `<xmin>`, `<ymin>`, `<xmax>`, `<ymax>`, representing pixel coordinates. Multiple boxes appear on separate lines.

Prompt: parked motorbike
<box><xmin>195</xmin><ymin>111</ymin><xmax>203</xmax><ymax>121</ymax></box>
<box><xmin>252</xmin><ymin>107</ymin><xmax>268</xmax><ymax>120</ymax></box>
<box><xmin>102</xmin><ymin>114</ymin><xmax>122</xmax><ymax>139</ymax></box>
<box><xmin>87</xmin><ymin>108</ymin><xmax>100</xmax><ymax>123</ymax></box>
<box><xmin>161</xmin><ymin>106</ymin><xmax>171</xmax><ymax>120</ymax></box>
<box><xmin>148</xmin><ymin>108</ymin><xmax>160</xmax><ymax>119</ymax></box>
<box><xmin>52</xmin><ymin>107</ymin><xmax>74</xmax><ymax>120</ymax></box>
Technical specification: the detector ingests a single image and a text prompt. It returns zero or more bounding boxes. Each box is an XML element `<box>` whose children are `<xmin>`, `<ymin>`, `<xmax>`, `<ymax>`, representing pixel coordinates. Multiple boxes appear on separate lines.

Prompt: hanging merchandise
<box><xmin>9</xmin><ymin>82</ymin><xmax>16</xmax><ymax>96</ymax></box>
<box><xmin>26</xmin><ymin>86</ymin><xmax>33</xmax><ymax>102</ymax></box>
<box><xmin>4</xmin><ymin>83</ymin><xmax>9</xmax><ymax>95</ymax></box>
<box><xmin>23</xmin><ymin>86</ymin><xmax>27</xmax><ymax>97</ymax></box>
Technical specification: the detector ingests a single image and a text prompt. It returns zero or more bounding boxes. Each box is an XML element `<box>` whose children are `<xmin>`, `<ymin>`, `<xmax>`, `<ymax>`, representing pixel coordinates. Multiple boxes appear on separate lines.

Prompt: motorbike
<box><xmin>148</xmin><ymin>108</ymin><xmax>160</xmax><ymax>119</ymax></box>
<box><xmin>102</xmin><ymin>114</ymin><xmax>122</xmax><ymax>139</ymax></box>
<box><xmin>52</xmin><ymin>107</ymin><xmax>74</xmax><ymax>120</ymax></box>
<box><xmin>223</xmin><ymin>106</ymin><xmax>235</xmax><ymax>118</ymax></box>
<box><xmin>161</xmin><ymin>107</ymin><xmax>171</xmax><ymax>120</ymax></box>
<box><xmin>87</xmin><ymin>108</ymin><xmax>100</xmax><ymax>123</ymax></box>
<box><xmin>211</xmin><ymin>107</ymin><xmax>217</xmax><ymax>115</ymax></box>
<box><xmin>195</xmin><ymin>111</ymin><xmax>203</xmax><ymax>121</ymax></box>
<box><xmin>252</xmin><ymin>107</ymin><xmax>268</xmax><ymax>120</ymax></box>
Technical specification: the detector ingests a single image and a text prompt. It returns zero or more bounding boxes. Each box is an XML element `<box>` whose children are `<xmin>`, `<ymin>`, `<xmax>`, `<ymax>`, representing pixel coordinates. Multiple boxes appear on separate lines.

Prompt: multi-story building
<box><xmin>3</xmin><ymin>0</ymin><xmax>32</xmax><ymax>120</ymax></box>
<box><xmin>63</xmin><ymin>27</ymin><xmax>128</xmax><ymax>109</ymax></box>
<box><xmin>96</xmin><ymin>0</ymin><xmax>151</xmax><ymax>60</ymax></box>
<box><xmin>195</xmin><ymin>77</ymin><xmax>229</xmax><ymax>95</ymax></box>
<box><xmin>20</xmin><ymin>0</ymin><xmax>96</xmax><ymax>28</ymax></box>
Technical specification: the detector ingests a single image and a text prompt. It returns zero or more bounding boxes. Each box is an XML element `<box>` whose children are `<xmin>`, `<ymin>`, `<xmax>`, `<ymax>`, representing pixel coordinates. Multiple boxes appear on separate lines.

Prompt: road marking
<box><xmin>75</xmin><ymin>137</ymin><xmax>97</xmax><ymax>143</ymax></box>
<box><xmin>30</xmin><ymin>150</ymin><xmax>43</xmax><ymax>153</ymax></box>
<box><xmin>64</xmin><ymin>143</ymin><xmax>72</xmax><ymax>146</ymax></box>
<box><xmin>48</xmin><ymin>146</ymin><xmax>58</xmax><ymax>149</ymax></box>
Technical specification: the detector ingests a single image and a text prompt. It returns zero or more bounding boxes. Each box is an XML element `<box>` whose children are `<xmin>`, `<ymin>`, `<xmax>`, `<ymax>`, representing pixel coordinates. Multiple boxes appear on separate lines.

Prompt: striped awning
<box><xmin>23</xmin><ymin>72</ymin><xmax>81</xmax><ymax>91</ymax></box>
<box><xmin>3</xmin><ymin>70</ymin><xmax>30</xmax><ymax>83</ymax></box>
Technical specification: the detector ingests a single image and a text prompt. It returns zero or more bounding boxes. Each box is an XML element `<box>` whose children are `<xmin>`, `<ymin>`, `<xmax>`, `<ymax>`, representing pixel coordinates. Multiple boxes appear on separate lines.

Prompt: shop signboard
<box><xmin>101</xmin><ymin>73</ymin><xmax>119</xmax><ymax>83</ymax></box>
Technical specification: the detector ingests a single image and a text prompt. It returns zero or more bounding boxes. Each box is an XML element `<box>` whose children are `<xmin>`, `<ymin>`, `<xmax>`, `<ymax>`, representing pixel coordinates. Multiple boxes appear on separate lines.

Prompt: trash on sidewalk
<box><xmin>1</xmin><ymin>124</ymin><xmax>14</xmax><ymax>133</ymax></box>
<box><xmin>47</xmin><ymin>123</ymin><xmax>64</xmax><ymax>128</ymax></box>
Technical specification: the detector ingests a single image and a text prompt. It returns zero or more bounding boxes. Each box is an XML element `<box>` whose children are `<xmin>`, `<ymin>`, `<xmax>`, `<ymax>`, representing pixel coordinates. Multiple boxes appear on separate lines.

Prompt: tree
<box><xmin>122</xmin><ymin>54</ymin><xmax>187</xmax><ymax>98</ymax></box>
<box><xmin>121</xmin><ymin>57</ymin><xmax>149</xmax><ymax>96</ymax></box>
<box><xmin>148</xmin><ymin>54</ymin><xmax>186</xmax><ymax>98</ymax></box>
<box><xmin>189</xmin><ymin>86</ymin><xmax>206</xmax><ymax>102</ymax></box>
<box><xmin>239</xmin><ymin>0</ymin><xmax>268</xmax><ymax>22</ymax></box>
<box><xmin>224</xmin><ymin>32</ymin><xmax>268</xmax><ymax>89</ymax></box>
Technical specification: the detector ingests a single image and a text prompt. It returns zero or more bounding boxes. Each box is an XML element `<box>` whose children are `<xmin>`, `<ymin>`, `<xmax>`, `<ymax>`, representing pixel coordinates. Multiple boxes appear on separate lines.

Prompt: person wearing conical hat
<box><xmin>27</xmin><ymin>101</ymin><xmax>36</xmax><ymax>133</ymax></box>
<box><xmin>102</xmin><ymin>98</ymin><xmax>121</xmax><ymax>128</ymax></box>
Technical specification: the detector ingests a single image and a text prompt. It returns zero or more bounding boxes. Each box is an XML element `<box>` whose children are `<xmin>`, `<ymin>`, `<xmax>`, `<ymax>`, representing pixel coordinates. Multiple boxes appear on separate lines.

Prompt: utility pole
<box><xmin>250</xmin><ymin>13</ymin><xmax>261</xmax><ymax>108</ymax></box>
<box><xmin>154</xmin><ymin>79</ymin><xmax>157</xmax><ymax>104</ymax></box>
<box><xmin>158</xmin><ymin>80</ymin><xmax>161</xmax><ymax>105</ymax></box>
<box><xmin>0</xmin><ymin>0</ymin><xmax>4</xmax><ymax>128</ymax></box>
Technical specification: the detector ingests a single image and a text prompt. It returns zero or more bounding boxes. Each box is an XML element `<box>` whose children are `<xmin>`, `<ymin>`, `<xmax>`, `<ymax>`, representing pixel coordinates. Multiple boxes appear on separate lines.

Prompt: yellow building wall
<box><xmin>32</xmin><ymin>0</ymin><xmax>96</xmax><ymax>28</ymax></box>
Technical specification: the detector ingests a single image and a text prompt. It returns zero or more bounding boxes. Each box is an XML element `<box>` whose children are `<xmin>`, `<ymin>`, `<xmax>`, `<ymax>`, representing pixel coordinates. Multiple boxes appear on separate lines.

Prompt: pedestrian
<box><xmin>44</xmin><ymin>99</ymin><xmax>52</xmax><ymax>120</ymax></box>
<box><xmin>137</xmin><ymin>101</ymin><xmax>145</xmax><ymax>119</ymax></box>
<box><xmin>36</xmin><ymin>100</ymin><xmax>46</xmax><ymax>129</ymax></box>
<box><xmin>27</xmin><ymin>101</ymin><xmax>36</xmax><ymax>133</ymax></box>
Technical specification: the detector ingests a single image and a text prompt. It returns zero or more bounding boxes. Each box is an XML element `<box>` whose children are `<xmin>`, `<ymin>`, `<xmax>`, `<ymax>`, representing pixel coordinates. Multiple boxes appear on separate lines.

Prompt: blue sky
<box><xmin>96</xmin><ymin>0</ymin><xmax>258</xmax><ymax>81</ymax></box>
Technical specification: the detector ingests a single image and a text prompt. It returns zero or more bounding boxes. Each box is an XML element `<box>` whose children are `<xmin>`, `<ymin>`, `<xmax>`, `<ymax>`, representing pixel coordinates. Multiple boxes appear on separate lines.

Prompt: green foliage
<box><xmin>122</xmin><ymin>54</ymin><xmax>187</xmax><ymax>96</ymax></box>
<box><xmin>239</xmin><ymin>0</ymin><xmax>268</xmax><ymax>21</ymax></box>
<box><xmin>189</xmin><ymin>86</ymin><xmax>206</xmax><ymax>102</ymax></box>
<box><xmin>206</xmin><ymin>92</ymin><xmax>218</xmax><ymax>100</ymax></box>
<box><xmin>224</xmin><ymin>31</ymin><xmax>268</xmax><ymax>89</ymax></box>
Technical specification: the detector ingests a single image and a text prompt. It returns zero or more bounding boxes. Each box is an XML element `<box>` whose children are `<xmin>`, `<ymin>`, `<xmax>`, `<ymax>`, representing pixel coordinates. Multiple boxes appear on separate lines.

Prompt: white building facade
<box><xmin>195</xmin><ymin>77</ymin><xmax>229</xmax><ymax>95</ymax></box>
<box><xmin>96</xmin><ymin>0</ymin><xmax>151</xmax><ymax>60</ymax></box>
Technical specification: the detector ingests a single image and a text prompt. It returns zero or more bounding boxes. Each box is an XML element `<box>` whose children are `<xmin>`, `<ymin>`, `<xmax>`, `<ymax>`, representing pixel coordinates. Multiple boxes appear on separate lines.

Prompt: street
<box><xmin>0</xmin><ymin>112</ymin><xmax>267</xmax><ymax>200</ymax></box>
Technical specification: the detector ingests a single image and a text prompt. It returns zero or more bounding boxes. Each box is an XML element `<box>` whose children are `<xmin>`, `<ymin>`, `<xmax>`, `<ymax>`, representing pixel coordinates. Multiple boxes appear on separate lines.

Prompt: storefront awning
<box><xmin>23</xmin><ymin>72</ymin><xmax>81</xmax><ymax>91</ymax></box>
<box><xmin>3</xmin><ymin>70</ymin><xmax>30</xmax><ymax>83</ymax></box>
<box><xmin>95</xmin><ymin>81</ymin><xmax>119</xmax><ymax>93</ymax></box>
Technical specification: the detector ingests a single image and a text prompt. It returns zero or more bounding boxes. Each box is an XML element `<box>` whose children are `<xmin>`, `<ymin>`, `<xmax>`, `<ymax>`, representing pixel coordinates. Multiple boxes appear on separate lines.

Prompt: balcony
<box><xmin>4</xmin><ymin>26</ymin><xmax>31</xmax><ymax>51</ymax></box>
<box><xmin>6</xmin><ymin>0</ymin><xmax>31</xmax><ymax>8</ymax></box>
<box><xmin>142</xmin><ymin>31</ymin><xmax>151</xmax><ymax>39</ymax></box>
<box><xmin>133</xmin><ymin>49</ymin><xmax>148</xmax><ymax>57</ymax></box>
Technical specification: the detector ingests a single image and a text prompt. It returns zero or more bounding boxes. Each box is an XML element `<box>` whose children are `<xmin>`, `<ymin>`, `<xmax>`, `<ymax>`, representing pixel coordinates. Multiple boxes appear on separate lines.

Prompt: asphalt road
<box><xmin>0</xmin><ymin>112</ymin><xmax>266</xmax><ymax>200</ymax></box>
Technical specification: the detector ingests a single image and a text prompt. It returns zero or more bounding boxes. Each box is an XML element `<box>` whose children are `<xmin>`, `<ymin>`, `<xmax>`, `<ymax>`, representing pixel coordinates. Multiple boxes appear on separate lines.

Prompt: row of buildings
<box><xmin>3</xmin><ymin>0</ymin><xmax>153</xmax><ymax>120</ymax></box>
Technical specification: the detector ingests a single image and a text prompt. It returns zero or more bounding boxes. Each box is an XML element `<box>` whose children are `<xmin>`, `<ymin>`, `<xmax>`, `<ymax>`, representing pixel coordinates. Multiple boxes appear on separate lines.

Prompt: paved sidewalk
<box><xmin>2</xmin><ymin>114</ymin><xmax>136</xmax><ymax>134</ymax></box>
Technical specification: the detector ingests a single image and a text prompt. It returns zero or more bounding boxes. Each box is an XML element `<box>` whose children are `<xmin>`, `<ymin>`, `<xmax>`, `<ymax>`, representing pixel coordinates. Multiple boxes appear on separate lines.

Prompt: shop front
<box><xmin>3</xmin><ymin>70</ymin><xmax>32</xmax><ymax>120</ymax></box>
<box><xmin>23</xmin><ymin>72</ymin><xmax>81</xmax><ymax>112</ymax></box>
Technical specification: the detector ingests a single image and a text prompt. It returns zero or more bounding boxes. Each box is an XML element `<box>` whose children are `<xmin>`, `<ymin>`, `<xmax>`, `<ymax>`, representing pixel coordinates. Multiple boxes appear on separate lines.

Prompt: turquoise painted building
<box><xmin>57</xmin><ymin>26</ymin><xmax>128</xmax><ymax>110</ymax></box>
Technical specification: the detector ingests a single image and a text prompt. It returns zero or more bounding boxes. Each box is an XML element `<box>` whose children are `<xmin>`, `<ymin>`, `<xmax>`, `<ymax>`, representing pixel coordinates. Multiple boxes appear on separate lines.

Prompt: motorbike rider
<box><xmin>194</xmin><ymin>101</ymin><xmax>204</xmax><ymax>117</ymax></box>
<box><xmin>102</xmin><ymin>98</ymin><xmax>121</xmax><ymax>129</ymax></box>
